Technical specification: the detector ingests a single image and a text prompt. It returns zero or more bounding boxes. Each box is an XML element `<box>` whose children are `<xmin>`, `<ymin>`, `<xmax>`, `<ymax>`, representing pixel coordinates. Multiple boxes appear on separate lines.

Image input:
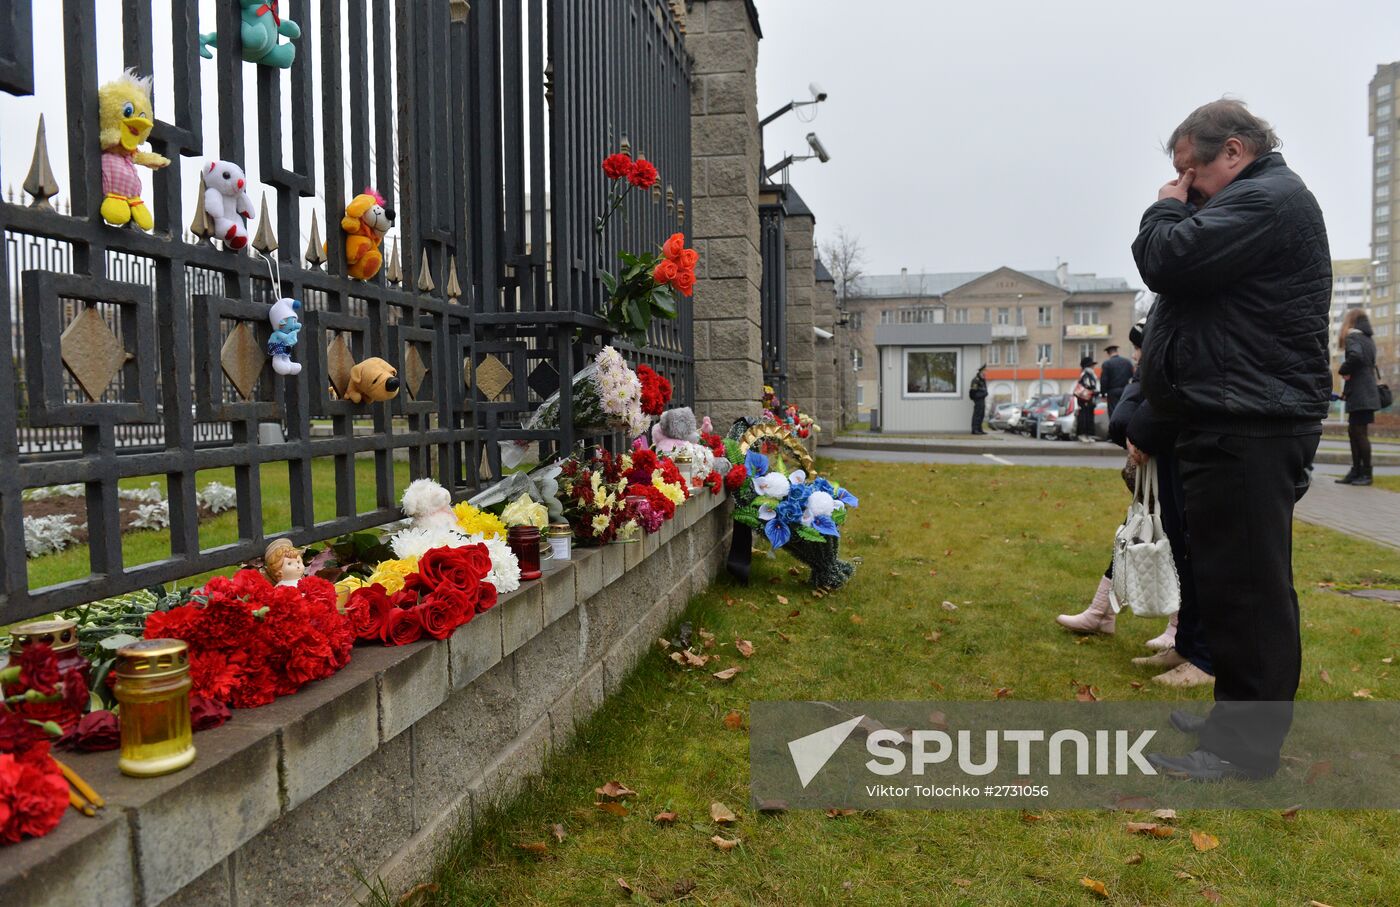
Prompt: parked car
<box><xmin>1024</xmin><ymin>394</ymin><xmax>1072</xmax><ymax>438</ymax></box>
<box><xmin>988</xmin><ymin>401</ymin><xmax>1020</xmax><ymax>431</ymax></box>
<box><xmin>1052</xmin><ymin>395</ymin><xmax>1110</xmax><ymax>440</ymax></box>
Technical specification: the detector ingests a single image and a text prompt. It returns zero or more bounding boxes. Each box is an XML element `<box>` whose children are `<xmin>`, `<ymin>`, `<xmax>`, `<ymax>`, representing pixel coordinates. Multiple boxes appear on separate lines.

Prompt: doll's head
<box><xmin>263</xmin><ymin>538</ymin><xmax>305</xmax><ymax>585</ymax></box>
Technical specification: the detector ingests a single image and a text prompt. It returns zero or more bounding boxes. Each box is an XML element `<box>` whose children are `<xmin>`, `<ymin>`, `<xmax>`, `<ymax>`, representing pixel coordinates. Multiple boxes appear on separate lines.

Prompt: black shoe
<box><xmin>1169</xmin><ymin>710</ymin><xmax>1207</xmax><ymax>735</ymax></box>
<box><xmin>1146</xmin><ymin>749</ymin><xmax>1272</xmax><ymax>782</ymax></box>
<box><xmin>1335</xmin><ymin>468</ymin><xmax>1357</xmax><ymax>485</ymax></box>
<box><xmin>1352</xmin><ymin>471</ymin><xmax>1373</xmax><ymax>486</ymax></box>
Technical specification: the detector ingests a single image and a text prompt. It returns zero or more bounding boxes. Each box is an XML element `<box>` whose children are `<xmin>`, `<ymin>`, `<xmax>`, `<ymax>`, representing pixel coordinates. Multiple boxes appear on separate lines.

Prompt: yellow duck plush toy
<box><xmin>98</xmin><ymin>70</ymin><xmax>169</xmax><ymax>231</ymax></box>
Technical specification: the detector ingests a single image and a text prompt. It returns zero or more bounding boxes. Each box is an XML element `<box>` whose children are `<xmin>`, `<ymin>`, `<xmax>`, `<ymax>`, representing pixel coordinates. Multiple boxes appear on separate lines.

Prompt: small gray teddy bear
<box><xmin>651</xmin><ymin>406</ymin><xmax>699</xmax><ymax>453</ymax></box>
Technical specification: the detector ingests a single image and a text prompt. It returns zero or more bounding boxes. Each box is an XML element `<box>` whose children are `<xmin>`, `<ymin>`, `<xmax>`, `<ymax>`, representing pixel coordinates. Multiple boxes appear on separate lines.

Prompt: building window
<box><xmin>1379</xmin><ymin>143</ymin><xmax>1392</xmax><ymax>162</ymax></box>
<box><xmin>1380</xmin><ymin>163</ymin><xmax>1393</xmax><ymax>181</ymax></box>
<box><xmin>1378</xmin><ymin>204</ymin><xmax>1391</xmax><ymax>222</ymax></box>
<box><xmin>1383</xmin><ymin>124</ymin><xmax>1395</xmax><ymax>141</ymax></box>
<box><xmin>1380</xmin><ymin>185</ymin><xmax>1392</xmax><ymax>201</ymax></box>
<box><xmin>1378</xmin><ymin>246</ymin><xmax>1391</xmax><ymax>262</ymax></box>
<box><xmin>1037</xmin><ymin>306</ymin><xmax>1053</xmax><ymax>326</ymax></box>
<box><xmin>1078</xmin><ymin>342</ymin><xmax>1095</xmax><ymax>363</ymax></box>
<box><xmin>851</xmin><ymin>348</ymin><xmax>863</xmax><ymax>372</ymax></box>
<box><xmin>1073</xmin><ymin>305</ymin><xmax>1100</xmax><ymax>325</ymax></box>
<box><xmin>996</xmin><ymin>307</ymin><xmax>1010</xmax><ymax>325</ymax></box>
<box><xmin>849</xmin><ymin>312</ymin><xmax>862</xmax><ymax>331</ymax></box>
<box><xmin>1380</xmin><ymin>102</ymin><xmax>1393</xmax><ymax>119</ymax></box>
<box><xmin>988</xmin><ymin>344</ymin><xmax>1000</xmax><ymax>365</ymax></box>
<box><xmin>1036</xmin><ymin>343</ymin><xmax>1052</xmax><ymax>364</ymax></box>
<box><xmin>880</xmin><ymin>309</ymin><xmax>893</xmax><ymax>324</ymax></box>
<box><xmin>951</xmin><ymin>307</ymin><xmax>969</xmax><ymax>324</ymax></box>
<box><xmin>1378</xmin><ymin>223</ymin><xmax>1391</xmax><ymax>242</ymax></box>
<box><xmin>1378</xmin><ymin>323</ymin><xmax>1393</xmax><ymax>337</ymax></box>
<box><xmin>1375</xmin><ymin>304</ymin><xmax>1391</xmax><ymax>318</ymax></box>
<box><xmin>903</xmin><ymin>348</ymin><xmax>960</xmax><ymax>397</ymax></box>
<box><xmin>1381</xmin><ymin>83</ymin><xmax>1394</xmax><ymax>100</ymax></box>
<box><xmin>1377</xmin><ymin>264</ymin><xmax>1390</xmax><ymax>284</ymax></box>
<box><xmin>856</xmin><ymin>384</ymin><xmax>865</xmax><ymax>406</ymax></box>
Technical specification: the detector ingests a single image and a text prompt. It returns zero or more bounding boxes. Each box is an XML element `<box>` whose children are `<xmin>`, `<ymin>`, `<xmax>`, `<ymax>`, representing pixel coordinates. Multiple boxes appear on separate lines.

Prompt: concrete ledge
<box><xmin>1</xmin><ymin>490</ymin><xmax>732</xmax><ymax>907</ymax></box>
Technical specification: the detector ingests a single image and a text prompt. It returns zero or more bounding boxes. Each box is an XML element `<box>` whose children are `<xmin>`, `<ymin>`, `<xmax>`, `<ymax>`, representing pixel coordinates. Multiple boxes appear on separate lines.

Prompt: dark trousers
<box><xmin>971</xmin><ymin>399</ymin><xmax>985</xmax><ymax>432</ymax></box>
<box><xmin>1107</xmin><ymin>391</ymin><xmax>1123</xmax><ymax>417</ymax></box>
<box><xmin>1154</xmin><ymin>451</ymin><xmax>1210</xmax><ymax>674</ymax></box>
<box><xmin>1076</xmin><ymin>403</ymin><xmax>1095</xmax><ymax>437</ymax></box>
<box><xmin>1176</xmin><ymin>429</ymin><xmax>1319</xmax><ymax>774</ymax></box>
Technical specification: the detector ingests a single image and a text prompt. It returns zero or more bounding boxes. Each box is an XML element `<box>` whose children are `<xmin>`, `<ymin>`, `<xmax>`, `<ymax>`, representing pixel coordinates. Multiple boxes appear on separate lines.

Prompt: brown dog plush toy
<box><xmin>345</xmin><ymin>357</ymin><xmax>400</xmax><ymax>403</ymax></box>
<box><xmin>341</xmin><ymin>187</ymin><xmax>394</xmax><ymax>281</ymax></box>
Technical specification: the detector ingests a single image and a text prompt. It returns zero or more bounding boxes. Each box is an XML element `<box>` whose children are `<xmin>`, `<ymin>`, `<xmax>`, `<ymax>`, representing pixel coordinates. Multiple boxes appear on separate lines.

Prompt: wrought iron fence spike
<box><xmin>417</xmin><ymin>249</ymin><xmax>436</xmax><ymax>292</ymax></box>
<box><xmin>386</xmin><ymin>239</ymin><xmax>403</xmax><ymax>283</ymax></box>
<box><xmin>23</xmin><ymin>115</ymin><xmax>60</xmax><ymax>210</ymax></box>
<box><xmin>446</xmin><ymin>255</ymin><xmax>462</xmax><ymax>299</ymax></box>
<box><xmin>252</xmin><ymin>193</ymin><xmax>279</xmax><ymax>254</ymax></box>
<box><xmin>304</xmin><ymin>209</ymin><xmax>327</xmax><ymax>267</ymax></box>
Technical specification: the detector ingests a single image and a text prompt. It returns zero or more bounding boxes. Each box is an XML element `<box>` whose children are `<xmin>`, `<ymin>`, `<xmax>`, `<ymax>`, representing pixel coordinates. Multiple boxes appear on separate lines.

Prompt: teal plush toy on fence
<box><xmin>199</xmin><ymin>1</ymin><xmax>301</xmax><ymax>69</ymax></box>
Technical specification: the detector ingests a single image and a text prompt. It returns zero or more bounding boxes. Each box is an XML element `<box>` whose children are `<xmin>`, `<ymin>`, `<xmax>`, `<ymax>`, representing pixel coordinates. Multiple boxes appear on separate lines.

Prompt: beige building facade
<box><xmin>845</xmin><ymin>264</ymin><xmax>1138</xmax><ymax>413</ymax></box>
<box><xmin>1369</xmin><ymin>63</ymin><xmax>1400</xmax><ymax>387</ymax></box>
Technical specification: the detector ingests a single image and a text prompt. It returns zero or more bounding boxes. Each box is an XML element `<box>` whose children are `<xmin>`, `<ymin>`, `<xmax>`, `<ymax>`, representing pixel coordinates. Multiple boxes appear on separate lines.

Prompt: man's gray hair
<box><xmin>1167</xmin><ymin>99</ymin><xmax>1280</xmax><ymax>163</ymax></box>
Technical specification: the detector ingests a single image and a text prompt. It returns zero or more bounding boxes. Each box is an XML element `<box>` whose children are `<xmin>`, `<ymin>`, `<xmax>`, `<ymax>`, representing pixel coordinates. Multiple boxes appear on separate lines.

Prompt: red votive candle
<box><xmin>508</xmin><ymin>525</ymin><xmax>543</xmax><ymax>580</ymax></box>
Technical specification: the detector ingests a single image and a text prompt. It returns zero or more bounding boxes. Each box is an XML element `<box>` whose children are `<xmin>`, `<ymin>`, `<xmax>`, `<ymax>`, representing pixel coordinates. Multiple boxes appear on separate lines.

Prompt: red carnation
<box><xmin>629</xmin><ymin>447</ymin><xmax>659</xmax><ymax>476</ymax></box>
<box><xmin>296</xmin><ymin>575</ymin><xmax>337</xmax><ymax>612</ymax></box>
<box><xmin>637</xmin><ymin>365</ymin><xmax>672</xmax><ymax>416</ymax></box>
<box><xmin>725</xmin><ymin>464</ymin><xmax>748</xmax><ymax>493</ymax></box>
<box><xmin>628</xmin><ymin>157</ymin><xmax>658</xmax><ymax>189</ymax></box>
<box><xmin>602</xmin><ymin>152</ymin><xmax>633</xmax><ymax>181</ymax></box>
<box><xmin>230</xmin><ymin>568</ymin><xmax>274</xmax><ymax>601</ymax></box>
<box><xmin>0</xmin><ymin>753</ymin><xmax>69</xmax><ymax>844</ymax></box>
<box><xmin>703</xmin><ymin>470</ymin><xmax>723</xmax><ymax>495</ymax></box>
<box><xmin>382</xmin><ymin>607</ymin><xmax>423</xmax><ymax>646</ymax></box>
<box><xmin>16</xmin><ymin>643</ymin><xmax>61</xmax><ymax>697</ymax></box>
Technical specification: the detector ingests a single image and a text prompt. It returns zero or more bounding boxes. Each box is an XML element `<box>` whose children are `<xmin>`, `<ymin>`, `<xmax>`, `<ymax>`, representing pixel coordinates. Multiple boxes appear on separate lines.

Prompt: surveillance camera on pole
<box><xmin>764</xmin><ymin>131</ymin><xmax>832</xmax><ymax>180</ymax></box>
<box><xmin>809</xmin><ymin>82</ymin><xmax>827</xmax><ymax>103</ymax></box>
<box><xmin>806</xmin><ymin>133</ymin><xmax>830</xmax><ymax>163</ymax></box>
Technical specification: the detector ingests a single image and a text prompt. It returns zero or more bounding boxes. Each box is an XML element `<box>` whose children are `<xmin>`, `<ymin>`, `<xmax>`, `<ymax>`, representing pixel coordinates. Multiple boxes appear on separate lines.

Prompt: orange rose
<box><xmin>662</xmin><ymin>232</ymin><xmax>686</xmax><ymax>261</ymax></box>
<box><xmin>673</xmin><ymin>268</ymin><xmax>696</xmax><ymax>297</ymax></box>
<box><xmin>678</xmin><ymin>248</ymin><xmax>698</xmax><ymax>269</ymax></box>
<box><xmin>652</xmin><ymin>259</ymin><xmax>680</xmax><ymax>285</ymax></box>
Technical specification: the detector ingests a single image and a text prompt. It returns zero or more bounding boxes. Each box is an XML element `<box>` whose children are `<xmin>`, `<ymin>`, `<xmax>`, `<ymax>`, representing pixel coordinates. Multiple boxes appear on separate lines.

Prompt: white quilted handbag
<box><xmin>1110</xmin><ymin>460</ymin><xmax>1180</xmax><ymax>618</ymax></box>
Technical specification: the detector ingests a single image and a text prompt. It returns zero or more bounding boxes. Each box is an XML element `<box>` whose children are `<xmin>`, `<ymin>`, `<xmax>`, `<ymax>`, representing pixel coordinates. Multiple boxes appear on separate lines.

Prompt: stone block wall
<box><xmin>1</xmin><ymin>493</ymin><xmax>733</xmax><ymax>907</ymax></box>
<box><xmin>783</xmin><ymin>207</ymin><xmax>816</xmax><ymax>436</ymax></box>
<box><xmin>689</xmin><ymin>0</ymin><xmax>764</xmax><ymax>428</ymax></box>
<box><xmin>813</xmin><ymin>270</ymin><xmax>840</xmax><ymax>438</ymax></box>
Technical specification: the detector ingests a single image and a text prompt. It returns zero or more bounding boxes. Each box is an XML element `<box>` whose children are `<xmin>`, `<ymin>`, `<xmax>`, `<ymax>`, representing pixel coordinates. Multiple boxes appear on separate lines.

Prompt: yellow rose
<box><xmin>367</xmin><ymin>556</ymin><xmax>420</xmax><ymax>594</ymax></box>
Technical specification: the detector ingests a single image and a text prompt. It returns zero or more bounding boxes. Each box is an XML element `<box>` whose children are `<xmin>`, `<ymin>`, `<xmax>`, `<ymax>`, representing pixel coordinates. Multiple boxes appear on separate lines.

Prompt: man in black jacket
<box><xmin>968</xmin><ymin>364</ymin><xmax>989</xmax><ymax>435</ymax></box>
<box><xmin>1099</xmin><ymin>345</ymin><xmax>1133</xmax><ymax>416</ymax></box>
<box><xmin>1132</xmin><ymin>100</ymin><xmax>1330</xmax><ymax>782</ymax></box>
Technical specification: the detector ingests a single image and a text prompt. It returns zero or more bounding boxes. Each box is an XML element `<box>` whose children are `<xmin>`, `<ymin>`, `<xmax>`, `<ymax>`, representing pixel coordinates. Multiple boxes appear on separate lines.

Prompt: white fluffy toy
<box><xmin>400</xmin><ymin>478</ymin><xmax>459</xmax><ymax>532</ymax></box>
<box><xmin>202</xmin><ymin>159</ymin><xmax>254</xmax><ymax>250</ymax></box>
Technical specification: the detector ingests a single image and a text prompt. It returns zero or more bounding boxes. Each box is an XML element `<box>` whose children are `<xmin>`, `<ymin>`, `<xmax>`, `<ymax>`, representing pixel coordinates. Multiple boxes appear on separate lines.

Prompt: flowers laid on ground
<box><xmin>143</xmin><ymin>570</ymin><xmax>353</xmax><ymax>709</ymax></box>
<box><xmin>731</xmin><ymin>451</ymin><xmax>857</xmax><ymax>550</ymax></box>
<box><xmin>761</xmin><ymin>385</ymin><xmax>820</xmax><ymax>440</ymax></box>
<box><xmin>454</xmin><ymin>501</ymin><xmax>506</xmax><ymax>538</ymax></box>
<box><xmin>501</xmin><ymin>493</ymin><xmax>549</xmax><ymax>529</ymax></box>
<box><xmin>503</xmin><ymin>346</ymin><xmax>652</xmax><ymax>469</ymax></box>
<box><xmin>0</xmin><ymin>705</ymin><xmax>68</xmax><ymax>845</ymax></box>
<box><xmin>556</xmin><ymin>448</ymin><xmax>636</xmax><ymax>545</ymax></box>
<box><xmin>343</xmin><ymin>543</ymin><xmax>499</xmax><ymax>646</ymax></box>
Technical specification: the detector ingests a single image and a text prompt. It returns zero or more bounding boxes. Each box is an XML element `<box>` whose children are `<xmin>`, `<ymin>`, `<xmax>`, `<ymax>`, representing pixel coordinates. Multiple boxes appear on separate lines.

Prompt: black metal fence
<box><xmin>0</xmin><ymin>0</ymin><xmax>692</xmax><ymax>625</ymax></box>
<box><xmin>759</xmin><ymin>191</ymin><xmax>787</xmax><ymax>400</ymax></box>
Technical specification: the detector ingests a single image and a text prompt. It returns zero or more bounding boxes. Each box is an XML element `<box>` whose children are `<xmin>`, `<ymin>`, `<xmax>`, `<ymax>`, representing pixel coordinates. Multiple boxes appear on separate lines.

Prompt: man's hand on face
<box><xmin>1158</xmin><ymin>168</ymin><xmax>1196</xmax><ymax>203</ymax></box>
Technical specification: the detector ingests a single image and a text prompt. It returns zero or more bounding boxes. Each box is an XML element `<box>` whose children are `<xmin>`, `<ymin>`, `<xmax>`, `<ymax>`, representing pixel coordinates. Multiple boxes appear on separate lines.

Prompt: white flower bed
<box><xmin>23</xmin><ymin>514</ymin><xmax>83</xmax><ymax>558</ymax></box>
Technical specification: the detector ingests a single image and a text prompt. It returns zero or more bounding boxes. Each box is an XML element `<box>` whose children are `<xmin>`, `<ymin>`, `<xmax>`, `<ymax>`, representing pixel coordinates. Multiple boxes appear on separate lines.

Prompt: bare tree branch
<box><xmin>819</xmin><ymin>226</ymin><xmax>866</xmax><ymax>308</ymax></box>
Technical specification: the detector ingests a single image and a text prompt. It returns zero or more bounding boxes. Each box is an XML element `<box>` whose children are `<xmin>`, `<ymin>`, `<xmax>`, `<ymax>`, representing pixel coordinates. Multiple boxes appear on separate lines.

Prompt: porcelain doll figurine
<box><xmin>263</xmin><ymin>538</ymin><xmax>306</xmax><ymax>587</ymax></box>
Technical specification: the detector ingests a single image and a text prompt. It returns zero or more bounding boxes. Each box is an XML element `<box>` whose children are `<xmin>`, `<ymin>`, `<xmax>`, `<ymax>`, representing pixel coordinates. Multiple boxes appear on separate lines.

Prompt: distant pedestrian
<box><xmin>1336</xmin><ymin>309</ymin><xmax>1381</xmax><ymax>486</ymax></box>
<box><xmin>969</xmin><ymin>364</ymin><xmax>989</xmax><ymax>435</ymax></box>
<box><xmin>1073</xmin><ymin>356</ymin><xmax>1098</xmax><ymax>442</ymax></box>
<box><xmin>1099</xmin><ymin>345</ymin><xmax>1133</xmax><ymax>416</ymax></box>
<box><xmin>1134</xmin><ymin>99</ymin><xmax>1329</xmax><ymax>782</ymax></box>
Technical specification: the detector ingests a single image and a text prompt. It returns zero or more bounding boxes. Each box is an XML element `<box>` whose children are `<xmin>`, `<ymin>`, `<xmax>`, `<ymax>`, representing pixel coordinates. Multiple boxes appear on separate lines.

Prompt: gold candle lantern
<box><xmin>112</xmin><ymin>639</ymin><xmax>196</xmax><ymax>777</ymax></box>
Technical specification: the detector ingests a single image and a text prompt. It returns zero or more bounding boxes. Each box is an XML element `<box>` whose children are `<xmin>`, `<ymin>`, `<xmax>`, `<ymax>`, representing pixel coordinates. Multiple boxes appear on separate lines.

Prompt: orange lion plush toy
<box><xmin>341</xmin><ymin>187</ymin><xmax>394</xmax><ymax>280</ymax></box>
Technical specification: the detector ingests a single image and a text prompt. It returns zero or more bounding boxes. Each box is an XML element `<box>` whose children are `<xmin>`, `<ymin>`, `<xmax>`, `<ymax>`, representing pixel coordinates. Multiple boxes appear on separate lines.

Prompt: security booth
<box><xmin>874</xmin><ymin>324</ymin><xmax>993</xmax><ymax>433</ymax></box>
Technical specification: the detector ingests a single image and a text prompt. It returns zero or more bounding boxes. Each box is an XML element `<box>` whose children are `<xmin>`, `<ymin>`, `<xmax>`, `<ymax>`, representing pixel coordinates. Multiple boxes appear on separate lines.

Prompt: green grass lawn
<box><xmin>420</xmin><ymin>460</ymin><xmax>1400</xmax><ymax>906</ymax></box>
<box><xmin>1374</xmin><ymin>475</ymin><xmax>1400</xmax><ymax>494</ymax></box>
<box><xmin>25</xmin><ymin>459</ymin><xmax>411</xmax><ymax>592</ymax></box>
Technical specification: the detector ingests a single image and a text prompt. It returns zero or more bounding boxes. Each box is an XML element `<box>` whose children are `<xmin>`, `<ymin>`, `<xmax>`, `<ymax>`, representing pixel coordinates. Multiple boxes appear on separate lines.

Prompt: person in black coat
<box><xmin>1099</xmin><ymin>345</ymin><xmax>1134</xmax><ymax>416</ymax></box>
<box><xmin>968</xmin><ymin>364</ymin><xmax>989</xmax><ymax>435</ymax></box>
<box><xmin>1074</xmin><ymin>356</ymin><xmax>1098</xmax><ymax>441</ymax></box>
<box><xmin>1133</xmin><ymin>100</ymin><xmax>1330</xmax><ymax>782</ymax></box>
<box><xmin>1336</xmin><ymin>309</ymin><xmax>1381</xmax><ymax>486</ymax></box>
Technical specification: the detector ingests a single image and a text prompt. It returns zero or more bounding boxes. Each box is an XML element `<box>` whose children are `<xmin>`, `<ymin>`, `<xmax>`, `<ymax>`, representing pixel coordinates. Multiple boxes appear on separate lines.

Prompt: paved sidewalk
<box><xmin>1294</xmin><ymin>479</ymin><xmax>1400</xmax><ymax>551</ymax></box>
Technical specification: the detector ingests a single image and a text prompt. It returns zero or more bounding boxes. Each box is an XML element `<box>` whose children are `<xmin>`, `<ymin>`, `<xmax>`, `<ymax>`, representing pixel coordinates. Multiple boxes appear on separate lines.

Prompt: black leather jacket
<box><xmin>1133</xmin><ymin>153</ymin><xmax>1331</xmax><ymax>432</ymax></box>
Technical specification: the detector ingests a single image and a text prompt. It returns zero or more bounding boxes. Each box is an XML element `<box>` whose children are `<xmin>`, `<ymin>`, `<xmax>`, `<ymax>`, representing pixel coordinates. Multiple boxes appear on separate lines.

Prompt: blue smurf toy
<box><xmin>267</xmin><ymin>296</ymin><xmax>302</xmax><ymax>376</ymax></box>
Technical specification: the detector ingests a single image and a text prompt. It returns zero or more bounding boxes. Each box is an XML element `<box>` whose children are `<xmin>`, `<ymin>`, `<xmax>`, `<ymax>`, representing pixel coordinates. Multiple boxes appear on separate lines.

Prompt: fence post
<box><xmin>687</xmin><ymin>0</ymin><xmax>764</xmax><ymax>428</ymax></box>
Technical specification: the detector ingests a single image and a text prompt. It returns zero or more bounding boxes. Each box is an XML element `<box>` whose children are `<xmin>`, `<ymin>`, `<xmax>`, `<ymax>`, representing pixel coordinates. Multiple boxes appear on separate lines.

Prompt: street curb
<box><xmin>831</xmin><ymin>437</ymin><xmax>1399</xmax><ymax>467</ymax></box>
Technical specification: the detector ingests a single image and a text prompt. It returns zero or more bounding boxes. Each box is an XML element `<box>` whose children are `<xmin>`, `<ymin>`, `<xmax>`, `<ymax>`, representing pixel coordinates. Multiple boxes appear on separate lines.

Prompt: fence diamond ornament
<box><xmin>402</xmin><ymin>344</ymin><xmax>427</xmax><ymax>399</ymax></box>
<box><xmin>60</xmin><ymin>307</ymin><xmax>131</xmax><ymax>401</ymax></box>
<box><xmin>474</xmin><ymin>354</ymin><xmax>512</xmax><ymax>401</ymax></box>
<box><xmin>219</xmin><ymin>322</ymin><xmax>265</xmax><ymax>400</ymax></box>
<box><xmin>326</xmin><ymin>334</ymin><xmax>356</xmax><ymax>397</ymax></box>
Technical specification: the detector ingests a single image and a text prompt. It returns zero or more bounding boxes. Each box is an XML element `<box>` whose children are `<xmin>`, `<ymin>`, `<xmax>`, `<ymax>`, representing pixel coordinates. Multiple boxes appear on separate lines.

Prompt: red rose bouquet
<box><xmin>344</xmin><ymin>543</ymin><xmax>496</xmax><ymax>646</ymax></box>
<box><xmin>143</xmin><ymin>570</ymin><xmax>353</xmax><ymax>709</ymax></box>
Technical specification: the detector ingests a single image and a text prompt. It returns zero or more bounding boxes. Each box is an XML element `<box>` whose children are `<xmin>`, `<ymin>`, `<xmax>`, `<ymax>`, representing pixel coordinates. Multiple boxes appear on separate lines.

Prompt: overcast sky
<box><xmin>756</xmin><ymin>0</ymin><xmax>1400</xmax><ymax>288</ymax></box>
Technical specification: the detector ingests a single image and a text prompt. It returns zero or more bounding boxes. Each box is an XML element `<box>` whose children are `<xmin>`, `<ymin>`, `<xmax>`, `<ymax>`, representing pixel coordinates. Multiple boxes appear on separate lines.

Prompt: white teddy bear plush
<box><xmin>400</xmin><ymin>478</ymin><xmax>459</xmax><ymax>533</ymax></box>
<box><xmin>202</xmin><ymin>160</ymin><xmax>254</xmax><ymax>250</ymax></box>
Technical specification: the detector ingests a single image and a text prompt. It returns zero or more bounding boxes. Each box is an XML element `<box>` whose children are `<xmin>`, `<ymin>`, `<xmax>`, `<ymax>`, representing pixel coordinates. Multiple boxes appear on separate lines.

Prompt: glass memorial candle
<box><xmin>111</xmin><ymin>639</ymin><xmax>196</xmax><ymax>777</ymax></box>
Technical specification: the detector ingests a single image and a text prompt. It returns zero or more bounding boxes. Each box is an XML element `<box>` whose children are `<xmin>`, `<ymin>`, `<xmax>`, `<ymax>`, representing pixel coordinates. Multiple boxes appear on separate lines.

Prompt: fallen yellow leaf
<box><xmin>712</xmin><ymin>666</ymin><xmax>741</xmax><ymax>681</ymax></box>
<box><xmin>1079</xmin><ymin>876</ymin><xmax>1109</xmax><ymax>898</ymax></box>
<box><xmin>1125</xmin><ymin>821</ymin><xmax>1174</xmax><ymax>838</ymax></box>
<box><xmin>595</xmin><ymin>801</ymin><xmax>629</xmax><ymax>817</ymax></box>
<box><xmin>723</xmin><ymin>710</ymin><xmax>744</xmax><ymax>730</ymax></box>
<box><xmin>735</xmin><ymin>639</ymin><xmax>755</xmax><ymax>658</ymax></box>
<box><xmin>595</xmin><ymin>780</ymin><xmax>636</xmax><ymax>800</ymax></box>
<box><xmin>1190</xmin><ymin>830</ymin><xmax>1220</xmax><ymax>852</ymax></box>
<box><xmin>710</xmin><ymin>801</ymin><xmax>737</xmax><ymax>824</ymax></box>
<box><xmin>711</xmin><ymin>834</ymin><xmax>739</xmax><ymax>851</ymax></box>
<box><xmin>653</xmin><ymin>810</ymin><xmax>677</xmax><ymax>825</ymax></box>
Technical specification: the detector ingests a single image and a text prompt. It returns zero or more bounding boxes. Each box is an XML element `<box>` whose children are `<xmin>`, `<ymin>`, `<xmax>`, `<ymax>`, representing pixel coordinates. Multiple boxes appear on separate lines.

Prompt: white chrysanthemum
<box><xmin>806</xmin><ymin>490</ymin><xmax>835</xmax><ymax>518</ymax></box>
<box><xmin>390</xmin><ymin>525</ymin><xmax>469</xmax><ymax>559</ymax></box>
<box><xmin>753</xmin><ymin>472</ymin><xmax>790</xmax><ymax>499</ymax></box>
<box><xmin>469</xmin><ymin>532</ymin><xmax>521</xmax><ymax>593</ymax></box>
